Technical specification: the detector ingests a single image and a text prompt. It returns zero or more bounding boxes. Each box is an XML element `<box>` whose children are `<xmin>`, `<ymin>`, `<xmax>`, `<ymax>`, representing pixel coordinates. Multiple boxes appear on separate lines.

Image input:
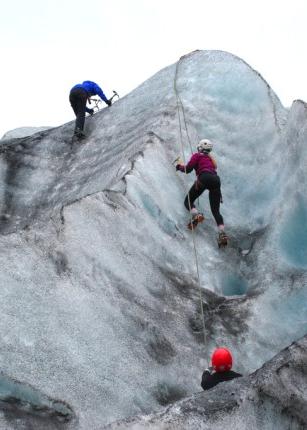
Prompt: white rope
<box><xmin>174</xmin><ymin>57</ymin><xmax>207</xmax><ymax>349</ymax></box>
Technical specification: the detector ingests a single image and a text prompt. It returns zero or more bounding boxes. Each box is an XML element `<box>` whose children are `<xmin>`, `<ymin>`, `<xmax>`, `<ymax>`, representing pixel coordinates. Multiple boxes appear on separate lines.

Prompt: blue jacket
<box><xmin>71</xmin><ymin>81</ymin><xmax>109</xmax><ymax>104</ymax></box>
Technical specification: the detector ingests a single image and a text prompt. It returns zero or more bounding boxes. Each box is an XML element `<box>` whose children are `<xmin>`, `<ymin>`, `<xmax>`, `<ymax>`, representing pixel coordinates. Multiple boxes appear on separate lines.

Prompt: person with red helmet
<box><xmin>201</xmin><ymin>347</ymin><xmax>242</xmax><ymax>391</ymax></box>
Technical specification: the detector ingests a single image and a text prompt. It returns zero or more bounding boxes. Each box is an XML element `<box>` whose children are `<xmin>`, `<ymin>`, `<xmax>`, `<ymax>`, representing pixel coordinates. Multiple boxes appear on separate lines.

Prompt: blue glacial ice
<box><xmin>0</xmin><ymin>50</ymin><xmax>306</xmax><ymax>429</ymax></box>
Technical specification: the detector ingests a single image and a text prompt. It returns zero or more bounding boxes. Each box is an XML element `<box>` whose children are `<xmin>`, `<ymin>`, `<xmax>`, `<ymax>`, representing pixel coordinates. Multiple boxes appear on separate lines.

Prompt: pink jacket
<box><xmin>178</xmin><ymin>153</ymin><xmax>217</xmax><ymax>177</ymax></box>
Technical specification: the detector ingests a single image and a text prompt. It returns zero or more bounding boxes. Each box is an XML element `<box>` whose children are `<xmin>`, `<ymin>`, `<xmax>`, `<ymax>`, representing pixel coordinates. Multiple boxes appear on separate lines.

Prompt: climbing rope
<box><xmin>173</xmin><ymin>56</ymin><xmax>207</xmax><ymax>349</ymax></box>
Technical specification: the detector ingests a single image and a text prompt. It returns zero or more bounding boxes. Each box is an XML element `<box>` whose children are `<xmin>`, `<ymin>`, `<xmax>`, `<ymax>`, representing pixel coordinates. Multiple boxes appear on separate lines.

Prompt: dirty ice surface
<box><xmin>0</xmin><ymin>50</ymin><xmax>306</xmax><ymax>429</ymax></box>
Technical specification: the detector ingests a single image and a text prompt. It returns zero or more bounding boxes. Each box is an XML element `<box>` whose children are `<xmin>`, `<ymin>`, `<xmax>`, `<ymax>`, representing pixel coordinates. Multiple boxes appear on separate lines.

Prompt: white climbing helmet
<box><xmin>197</xmin><ymin>139</ymin><xmax>213</xmax><ymax>153</ymax></box>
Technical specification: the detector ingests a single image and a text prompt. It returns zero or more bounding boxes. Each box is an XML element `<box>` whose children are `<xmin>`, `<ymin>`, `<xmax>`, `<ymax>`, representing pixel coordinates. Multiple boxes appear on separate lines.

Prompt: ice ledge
<box><xmin>0</xmin><ymin>371</ymin><xmax>75</xmax><ymax>428</ymax></box>
<box><xmin>104</xmin><ymin>335</ymin><xmax>307</xmax><ymax>430</ymax></box>
<box><xmin>1</xmin><ymin>126</ymin><xmax>53</xmax><ymax>141</ymax></box>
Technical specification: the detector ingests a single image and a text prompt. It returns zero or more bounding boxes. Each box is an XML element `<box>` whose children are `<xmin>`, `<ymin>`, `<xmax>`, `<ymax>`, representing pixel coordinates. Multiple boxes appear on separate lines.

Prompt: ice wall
<box><xmin>0</xmin><ymin>50</ymin><xmax>305</xmax><ymax>429</ymax></box>
<box><xmin>104</xmin><ymin>335</ymin><xmax>307</xmax><ymax>430</ymax></box>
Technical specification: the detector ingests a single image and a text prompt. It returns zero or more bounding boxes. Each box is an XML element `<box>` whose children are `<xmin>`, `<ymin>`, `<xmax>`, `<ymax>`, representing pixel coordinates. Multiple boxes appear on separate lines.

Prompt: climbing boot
<box><xmin>74</xmin><ymin>128</ymin><xmax>86</xmax><ymax>140</ymax></box>
<box><xmin>218</xmin><ymin>231</ymin><xmax>228</xmax><ymax>248</ymax></box>
<box><xmin>187</xmin><ymin>213</ymin><xmax>205</xmax><ymax>230</ymax></box>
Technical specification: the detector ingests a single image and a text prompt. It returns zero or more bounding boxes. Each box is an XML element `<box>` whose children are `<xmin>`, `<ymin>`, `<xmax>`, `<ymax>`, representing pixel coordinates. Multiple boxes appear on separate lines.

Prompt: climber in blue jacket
<box><xmin>69</xmin><ymin>81</ymin><xmax>111</xmax><ymax>139</ymax></box>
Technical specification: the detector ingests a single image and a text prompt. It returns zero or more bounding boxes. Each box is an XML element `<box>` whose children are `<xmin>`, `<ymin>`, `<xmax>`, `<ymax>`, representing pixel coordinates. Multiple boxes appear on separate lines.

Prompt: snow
<box><xmin>0</xmin><ymin>50</ymin><xmax>305</xmax><ymax>429</ymax></box>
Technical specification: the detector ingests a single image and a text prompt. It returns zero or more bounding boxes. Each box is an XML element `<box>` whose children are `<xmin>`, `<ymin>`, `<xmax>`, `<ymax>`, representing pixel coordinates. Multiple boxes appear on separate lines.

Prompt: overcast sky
<box><xmin>1</xmin><ymin>0</ymin><xmax>306</xmax><ymax>137</ymax></box>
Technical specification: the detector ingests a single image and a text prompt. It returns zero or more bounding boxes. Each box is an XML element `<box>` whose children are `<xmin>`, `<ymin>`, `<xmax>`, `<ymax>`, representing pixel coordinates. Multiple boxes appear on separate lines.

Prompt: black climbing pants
<box><xmin>184</xmin><ymin>172</ymin><xmax>224</xmax><ymax>226</ymax></box>
<box><xmin>69</xmin><ymin>88</ymin><xmax>88</xmax><ymax>131</ymax></box>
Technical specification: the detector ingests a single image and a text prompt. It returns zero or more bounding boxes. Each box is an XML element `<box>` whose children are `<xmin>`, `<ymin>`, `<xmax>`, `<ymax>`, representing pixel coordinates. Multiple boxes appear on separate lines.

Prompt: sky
<box><xmin>1</xmin><ymin>0</ymin><xmax>307</xmax><ymax>138</ymax></box>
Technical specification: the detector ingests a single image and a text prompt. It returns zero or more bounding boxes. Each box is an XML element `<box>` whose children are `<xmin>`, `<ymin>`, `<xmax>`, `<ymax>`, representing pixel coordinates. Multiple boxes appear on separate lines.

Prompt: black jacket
<box><xmin>201</xmin><ymin>369</ymin><xmax>242</xmax><ymax>390</ymax></box>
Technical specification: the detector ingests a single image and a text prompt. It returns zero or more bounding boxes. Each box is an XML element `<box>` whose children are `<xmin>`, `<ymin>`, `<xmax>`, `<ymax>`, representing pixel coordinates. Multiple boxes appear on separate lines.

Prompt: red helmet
<box><xmin>211</xmin><ymin>348</ymin><xmax>232</xmax><ymax>372</ymax></box>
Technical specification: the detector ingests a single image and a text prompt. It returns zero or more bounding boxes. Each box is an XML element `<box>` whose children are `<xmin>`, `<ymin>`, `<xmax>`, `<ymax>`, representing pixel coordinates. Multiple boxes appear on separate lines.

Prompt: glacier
<box><xmin>104</xmin><ymin>336</ymin><xmax>307</xmax><ymax>430</ymax></box>
<box><xmin>1</xmin><ymin>126</ymin><xmax>53</xmax><ymax>140</ymax></box>
<box><xmin>0</xmin><ymin>50</ymin><xmax>306</xmax><ymax>429</ymax></box>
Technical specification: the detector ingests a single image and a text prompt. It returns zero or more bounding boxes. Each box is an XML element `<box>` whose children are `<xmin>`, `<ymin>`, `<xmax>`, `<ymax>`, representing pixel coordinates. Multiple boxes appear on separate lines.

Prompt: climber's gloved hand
<box><xmin>106</xmin><ymin>99</ymin><xmax>112</xmax><ymax>107</ymax></box>
<box><xmin>176</xmin><ymin>164</ymin><xmax>184</xmax><ymax>171</ymax></box>
<box><xmin>88</xmin><ymin>108</ymin><xmax>94</xmax><ymax>116</ymax></box>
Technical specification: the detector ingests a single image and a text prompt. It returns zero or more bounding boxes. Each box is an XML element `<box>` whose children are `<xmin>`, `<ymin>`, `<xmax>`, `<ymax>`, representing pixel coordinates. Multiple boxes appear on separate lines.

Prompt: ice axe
<box><xmin>172</xmin><ymin>156</ymin><xmax>183</xmax><ymax>166</ymax></box>
<box><xmin>109</xmin><ymin>90</ymin><xmax>119</xmax><ymax>104</ymax></box>
<box><xmin>89</xmin><ymin>90</ymin><xmax>119</xmax><ymax>112</ymax></box>
<box><xmin>89</xmin><ymin>98</ymin><xmax>101</xmax><ymax>113</ymax></box>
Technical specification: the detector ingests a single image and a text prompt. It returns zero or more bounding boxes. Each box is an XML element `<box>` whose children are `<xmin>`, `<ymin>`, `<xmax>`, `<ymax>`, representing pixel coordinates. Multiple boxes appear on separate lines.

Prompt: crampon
<box><xmin>187</xmin><ymin>213</ymin><xmax>205</xmax><ymax>230</ymax></box>
<box><xmin>218</xmin><ymin>231</ymin><xmax>228</xmax><ymax>248</ymax></box>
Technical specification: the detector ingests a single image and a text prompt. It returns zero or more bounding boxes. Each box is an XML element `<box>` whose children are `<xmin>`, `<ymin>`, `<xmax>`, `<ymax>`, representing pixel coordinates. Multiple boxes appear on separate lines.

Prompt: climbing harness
<box><xmin>173</xmin><ymin>55</ymin><xmax>207</xmax><ymax>351</ymax></box>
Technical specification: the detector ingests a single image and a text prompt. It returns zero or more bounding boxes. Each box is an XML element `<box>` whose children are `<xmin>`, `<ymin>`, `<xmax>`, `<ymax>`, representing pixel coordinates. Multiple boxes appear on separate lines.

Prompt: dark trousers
<box><xmin>69</xmin><ymin>88</ymin><xmax>88</xmax><ymax>131</ymax></box>
<box><xmin>184</xmin><ymin>172</ymin><xmax>224</xmax><ymax>226</ymax></box>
